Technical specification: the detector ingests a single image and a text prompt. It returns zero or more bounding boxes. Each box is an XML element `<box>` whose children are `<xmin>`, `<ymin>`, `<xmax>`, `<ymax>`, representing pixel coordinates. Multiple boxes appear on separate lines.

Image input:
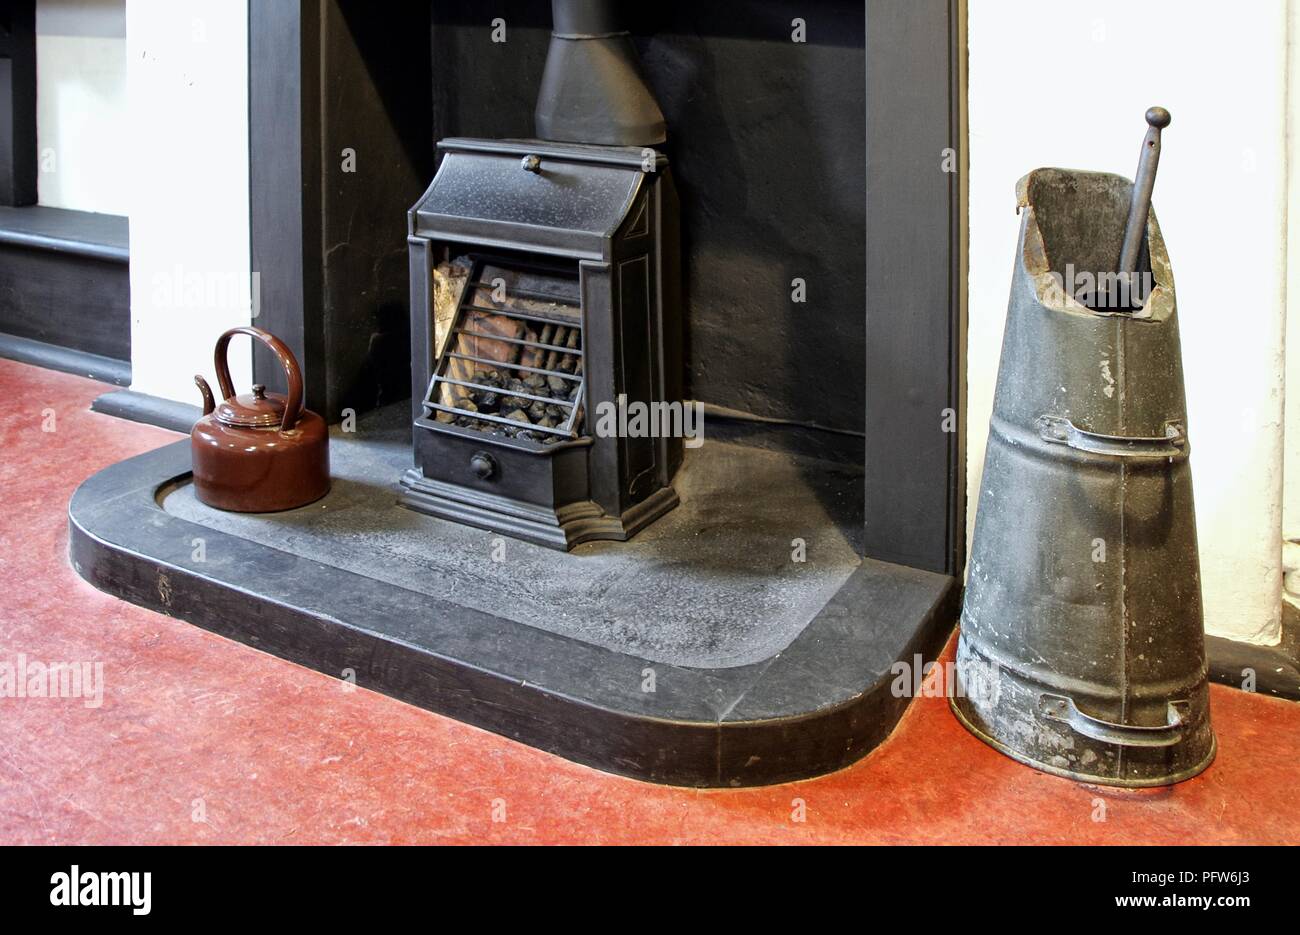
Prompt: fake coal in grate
<box><xmin>428</xmin><ymin>261</ymin><xmax>586</xmax><ymax>446</ymax></box>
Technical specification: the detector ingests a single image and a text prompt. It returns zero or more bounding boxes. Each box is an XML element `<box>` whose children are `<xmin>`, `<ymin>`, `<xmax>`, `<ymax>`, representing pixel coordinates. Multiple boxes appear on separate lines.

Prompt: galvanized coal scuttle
<box><xmin>952</xmin><ymin>110</ymin><xmax>1216</xmax><ymax>787</ymax></box>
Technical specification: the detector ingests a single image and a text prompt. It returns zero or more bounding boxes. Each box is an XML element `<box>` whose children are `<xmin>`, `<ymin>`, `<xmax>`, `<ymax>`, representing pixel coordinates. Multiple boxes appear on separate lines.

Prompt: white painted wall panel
<box><xmin>125</xmin><ymin>0</ymin><xmax>252</xmax><ymax>403</ymax></box>
<box><xmin>35</xmin><ymin>0</ymin><xmax>129</xmax><ymax>215</ymax></box>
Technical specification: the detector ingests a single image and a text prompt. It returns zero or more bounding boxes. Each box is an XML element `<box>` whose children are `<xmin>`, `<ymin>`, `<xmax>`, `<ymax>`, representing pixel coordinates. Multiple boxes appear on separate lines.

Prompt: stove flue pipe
<box><xmin>535</xmin><ymin>0</ymin><xmax>667</xmax><ymax>147</ymax></box>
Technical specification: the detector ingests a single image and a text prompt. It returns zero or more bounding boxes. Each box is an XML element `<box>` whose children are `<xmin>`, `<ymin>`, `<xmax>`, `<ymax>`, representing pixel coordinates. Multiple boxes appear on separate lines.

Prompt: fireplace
<box><xmin>400</xmin><ymin>1</ymin><xmax>683</xmax><ymax>549</ymax></box>
<box><xmin>69</xmin><ymin>1</ymin><xmax>971</xmax><ymax>787</ymax></box>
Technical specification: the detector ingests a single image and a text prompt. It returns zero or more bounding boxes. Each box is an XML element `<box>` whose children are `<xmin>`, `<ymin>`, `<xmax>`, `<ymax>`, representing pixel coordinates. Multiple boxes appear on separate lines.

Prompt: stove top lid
<box><xmin>410</xmin><ymin>138</ymin><xmax>667</xmax><ymax>260</ymax></box>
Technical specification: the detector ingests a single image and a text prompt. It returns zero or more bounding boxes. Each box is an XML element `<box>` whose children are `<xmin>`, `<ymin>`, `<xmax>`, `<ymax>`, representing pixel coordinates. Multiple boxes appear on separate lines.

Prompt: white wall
<box><xmin>125</xmin><ymin>0</ymin><xmax>251</xmax><ymax>403</ymax></box>
<box><xmin>35</xmin><ymin>0</ymin><xmax>129</xmax><ymax>215</ymax></box>
<box><xmin>1284</xmin><ymin>0</ymin><xmax>1300</xmax><ymax>604</ymax></box>
<box><xmin>967</xmin><ymin>0</ymin><xmax>1288</xmax><ymax>644</ymax></box>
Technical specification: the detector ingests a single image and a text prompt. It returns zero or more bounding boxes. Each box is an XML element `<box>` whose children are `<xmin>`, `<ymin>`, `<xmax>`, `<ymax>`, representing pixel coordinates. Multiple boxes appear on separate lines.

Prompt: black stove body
<box><xmin>402</xmin><ymin>0</ymin><xmax>683</xmax><ymax>550</ymax></box>
<box><xmin>402</xmin><ymin>137</ymin><xmax>682</xmax><ymax>549</ymax></box>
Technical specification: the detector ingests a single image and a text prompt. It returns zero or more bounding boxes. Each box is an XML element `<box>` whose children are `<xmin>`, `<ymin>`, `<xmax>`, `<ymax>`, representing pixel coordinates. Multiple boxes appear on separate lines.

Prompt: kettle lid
<box><xmin>216</xmin><ymin>384</ymin><xmax>288</xmax><ymax>428</ymax></box>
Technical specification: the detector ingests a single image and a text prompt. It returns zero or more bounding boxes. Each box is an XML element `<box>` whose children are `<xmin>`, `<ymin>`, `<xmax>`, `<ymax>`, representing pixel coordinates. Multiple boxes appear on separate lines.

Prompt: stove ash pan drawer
<box><xmin>413</xmin><ymin>422</ymin><xmax>591</xmax><ymax>510</ymax></box>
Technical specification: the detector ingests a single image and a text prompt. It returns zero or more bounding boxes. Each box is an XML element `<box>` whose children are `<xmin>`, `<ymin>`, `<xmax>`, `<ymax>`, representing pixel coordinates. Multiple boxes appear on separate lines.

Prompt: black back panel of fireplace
<box><xmin>251</xmin><ymin>1</ymin><xmax>435</xmax><ymax>420</ymax></box>
<box><xmin>430</xmin><ymin>1</ymin><xmax>866</xmax><ymax>457</ymax></box>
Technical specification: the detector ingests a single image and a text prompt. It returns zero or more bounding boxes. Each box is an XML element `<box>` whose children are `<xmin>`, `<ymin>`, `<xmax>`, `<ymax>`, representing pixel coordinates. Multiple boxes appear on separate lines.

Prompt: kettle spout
<box><xmin>194</xmin><ymin>375</ymin><xmax>215</xmax><ymax>416</ymax></box>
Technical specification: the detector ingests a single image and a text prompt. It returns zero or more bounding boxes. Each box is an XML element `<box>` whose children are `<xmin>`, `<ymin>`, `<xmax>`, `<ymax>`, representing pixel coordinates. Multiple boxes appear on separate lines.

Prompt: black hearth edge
<box><xmin>68</xmin><ymin>440</ymin><xmax>958</xmax><ymax>787</ymax></box>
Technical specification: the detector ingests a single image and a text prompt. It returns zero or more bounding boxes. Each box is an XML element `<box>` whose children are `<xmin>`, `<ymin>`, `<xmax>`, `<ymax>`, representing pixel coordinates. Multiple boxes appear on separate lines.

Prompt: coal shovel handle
<box><xmin>1039</xmin><ymin>694</ymin><xmax>1190</xmax><ymax>749</ymax></box>
<box><xmin>213</xmin><ymin>326</ymin><xmax>305</xmax><ymax>432</ymax></box>
<box><xmin>1118</xmin><ymin>107</ymin><xmax>1171</xmax><ymax>276</ymax></box>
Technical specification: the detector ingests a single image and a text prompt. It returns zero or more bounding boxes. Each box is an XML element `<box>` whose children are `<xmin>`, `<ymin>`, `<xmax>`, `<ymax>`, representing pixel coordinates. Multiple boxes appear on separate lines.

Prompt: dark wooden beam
<box><xmin>0</xmin><ymin>0</ymin><xmax>36</xmax><ymax>206</ymax></box>
<box><xmin>863</xmin><ymin>0</ymin><xmax>967</xmax><ymax>576</ymax></box>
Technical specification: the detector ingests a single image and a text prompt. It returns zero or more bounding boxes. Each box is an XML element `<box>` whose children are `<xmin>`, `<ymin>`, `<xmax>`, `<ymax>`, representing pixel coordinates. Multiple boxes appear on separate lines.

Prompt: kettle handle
<box><xmin>213</xmin><ymin>326</ymin><xmax>305</xmax><ymax>432</ymax></box>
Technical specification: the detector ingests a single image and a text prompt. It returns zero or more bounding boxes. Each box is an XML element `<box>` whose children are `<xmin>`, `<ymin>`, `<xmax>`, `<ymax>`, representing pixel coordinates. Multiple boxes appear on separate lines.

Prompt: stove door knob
<box><xmin>470</xmin><ymin>451</ymin><xmax>497</xmax><ymax>480</ymax></box>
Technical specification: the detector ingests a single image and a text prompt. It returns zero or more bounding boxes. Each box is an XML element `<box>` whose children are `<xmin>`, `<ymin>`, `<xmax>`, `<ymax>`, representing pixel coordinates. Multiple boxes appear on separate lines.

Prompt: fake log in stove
<box><xmin>401</xmin><ymin>0</ymin><xmax>683</xmax><ymax>550</ymax></box>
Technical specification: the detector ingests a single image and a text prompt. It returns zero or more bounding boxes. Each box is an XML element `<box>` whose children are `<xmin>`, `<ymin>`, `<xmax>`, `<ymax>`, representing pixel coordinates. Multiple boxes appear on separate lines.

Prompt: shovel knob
<box><xmin>1117</xmin><ymin>106</ymin><xmax>1171</xmax><ymax>282</ymax></box>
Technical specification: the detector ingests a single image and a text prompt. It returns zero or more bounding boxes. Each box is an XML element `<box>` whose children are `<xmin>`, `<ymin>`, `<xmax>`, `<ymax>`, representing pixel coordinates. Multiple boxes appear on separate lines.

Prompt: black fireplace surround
<box><xmin>68</xmin><ymin>1</ymin><xmax>973</xmax><ymax>785</ymax></box>
<box><xmin>234</xmin><ymin>0</ymin><xmax>963</xmax><ymax>573</ymax></box>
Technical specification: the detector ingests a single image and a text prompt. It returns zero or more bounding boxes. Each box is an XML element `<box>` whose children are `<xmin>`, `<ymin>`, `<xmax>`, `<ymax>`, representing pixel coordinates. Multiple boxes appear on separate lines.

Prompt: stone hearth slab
<box><xmin>69</xmin><ymin>408</ymin><xmax>958</xmax><ymax>786</ymax></box>
<box><xmin>163</xmin><ymin>405</ymin><xmax>862</xmax><ymax>669</ymax></box>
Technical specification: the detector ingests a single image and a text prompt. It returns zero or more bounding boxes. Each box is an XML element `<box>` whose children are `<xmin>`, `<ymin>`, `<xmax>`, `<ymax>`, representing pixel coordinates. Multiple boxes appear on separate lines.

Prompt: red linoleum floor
<box><xmin>1</xmin><ymin>357</ymin><xmax>1298</xmax><ymax>845</ymax></box>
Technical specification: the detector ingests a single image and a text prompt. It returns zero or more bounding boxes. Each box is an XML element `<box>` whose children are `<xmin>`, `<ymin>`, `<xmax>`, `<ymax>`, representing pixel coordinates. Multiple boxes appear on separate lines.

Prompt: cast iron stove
<box><xmin>401</xmin><ymin>2</ymin><xmax>683</xmax><ymax>549</ymax></box>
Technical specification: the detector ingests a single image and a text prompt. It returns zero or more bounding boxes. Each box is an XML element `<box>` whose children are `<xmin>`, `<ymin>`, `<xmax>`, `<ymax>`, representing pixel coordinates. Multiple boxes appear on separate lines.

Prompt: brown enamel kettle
<box><xmin>191</xmin><ymin>326</ymin><xmax>330</xmax><ymax>512</ymax></box>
